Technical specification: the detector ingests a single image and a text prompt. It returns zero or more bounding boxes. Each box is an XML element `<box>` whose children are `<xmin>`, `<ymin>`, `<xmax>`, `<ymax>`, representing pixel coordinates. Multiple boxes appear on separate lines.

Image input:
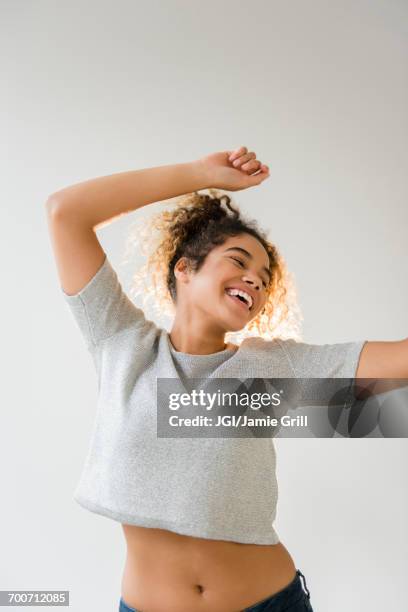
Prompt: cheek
<box><xmin>255</xmin><ymin>294</ymin><xmax>268</xmax><ymax>315</ymax></box>
<box><xmin>259</xmin><ymin>295</ymin><xmax>269</xmax><ymax>312</ymax></box>
<box><xmin>189</xmin><ymin>275</ymin><xmax>219</xmax><ymax>300</ymax></box>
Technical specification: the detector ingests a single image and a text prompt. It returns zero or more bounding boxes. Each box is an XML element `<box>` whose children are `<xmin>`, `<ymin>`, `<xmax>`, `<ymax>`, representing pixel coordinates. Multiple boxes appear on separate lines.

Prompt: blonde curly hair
<box><xmin>122</xmin><ymin>189</ymin><xmax>303</xmax><ymax>343</ymax></box>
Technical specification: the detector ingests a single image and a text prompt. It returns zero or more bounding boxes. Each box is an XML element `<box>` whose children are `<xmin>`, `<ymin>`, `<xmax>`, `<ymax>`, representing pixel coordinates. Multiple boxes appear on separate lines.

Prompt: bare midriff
<box><xmin>121</xmin><ymin>525</ymin><xmax>297</xmax><ymax>612</ymax></box>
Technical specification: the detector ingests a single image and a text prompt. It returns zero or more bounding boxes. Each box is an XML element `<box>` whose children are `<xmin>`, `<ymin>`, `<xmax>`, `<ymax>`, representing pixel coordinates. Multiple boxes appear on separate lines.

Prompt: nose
<box><xmin>242</xmin><ymin>274</ymin><xmax>261</xmax><ymax>291</ymax></box>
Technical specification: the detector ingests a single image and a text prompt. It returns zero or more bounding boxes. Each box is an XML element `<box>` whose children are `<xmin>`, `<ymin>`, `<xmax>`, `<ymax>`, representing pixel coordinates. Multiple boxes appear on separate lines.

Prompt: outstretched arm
<box><xmin>356</xmin><ymin>338</ymin><xmax>408</xmax><ymax>378</ymax></box>
<box><xmin>354</xmin><ymin>339</ymin><xmax>408</xmax><ymax>398</ymax></box>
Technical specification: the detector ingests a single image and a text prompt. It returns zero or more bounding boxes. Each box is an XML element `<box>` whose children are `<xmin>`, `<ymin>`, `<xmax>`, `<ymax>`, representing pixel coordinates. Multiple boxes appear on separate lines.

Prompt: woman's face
<box><xmin>174</xmin><ymin>233</ymin><xmax>271</xmax><ymax>332</ymax></box>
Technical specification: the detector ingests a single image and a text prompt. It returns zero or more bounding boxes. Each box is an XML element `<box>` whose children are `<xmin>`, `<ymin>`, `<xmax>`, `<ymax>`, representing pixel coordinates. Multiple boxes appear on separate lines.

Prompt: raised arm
<box><xmin>45</xmin><ymin>161</ymin><xmax>210</xmax><ymax>296</ymax></box>
<box><xmin>44</xmin><ymin>146</ymin><xmax>269</xmax><ymax>296</ymax></box>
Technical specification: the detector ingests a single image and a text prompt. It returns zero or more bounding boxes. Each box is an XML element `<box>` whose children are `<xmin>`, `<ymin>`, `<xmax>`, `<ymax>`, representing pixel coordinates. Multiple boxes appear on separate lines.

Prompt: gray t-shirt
<box><xmin>62</xmin><ymin>254</ymin><xmax>366</xmax><ymax>545</ymax></box>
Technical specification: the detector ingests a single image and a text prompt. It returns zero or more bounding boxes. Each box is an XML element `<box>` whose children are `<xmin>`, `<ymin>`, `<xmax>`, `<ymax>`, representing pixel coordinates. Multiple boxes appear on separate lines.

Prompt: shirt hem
<box><xmin>73</xmin><ymin>494</ymin><xmax>280</xmax><ymax>545</ymax></box>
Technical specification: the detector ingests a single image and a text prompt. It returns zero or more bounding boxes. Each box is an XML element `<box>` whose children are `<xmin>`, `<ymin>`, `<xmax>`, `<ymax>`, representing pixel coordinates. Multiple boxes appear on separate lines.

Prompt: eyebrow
<box><xmin>224</xmin><ymin>246</ymin><xmax>271</xmax><ymax>281</ymax></box>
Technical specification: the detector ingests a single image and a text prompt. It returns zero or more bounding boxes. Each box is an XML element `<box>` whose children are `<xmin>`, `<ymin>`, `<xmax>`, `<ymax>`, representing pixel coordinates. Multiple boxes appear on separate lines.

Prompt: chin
<box><xmin>224</xmin><ymin>317</ymin><xmax>251</xmax><ymax>333</ymax></box>
<box><xmin>216</xmin><ymin>306</ymin><xmax>257</xmax><ymax>333</ymax></box>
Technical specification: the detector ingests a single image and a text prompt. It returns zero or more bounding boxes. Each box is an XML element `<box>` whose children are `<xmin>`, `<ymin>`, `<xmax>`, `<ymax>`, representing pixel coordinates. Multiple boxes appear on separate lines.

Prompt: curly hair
<box><xmin>122</xmin><ymin>189</ymin><xmax>303</xmax><ymax>343</ymax></box>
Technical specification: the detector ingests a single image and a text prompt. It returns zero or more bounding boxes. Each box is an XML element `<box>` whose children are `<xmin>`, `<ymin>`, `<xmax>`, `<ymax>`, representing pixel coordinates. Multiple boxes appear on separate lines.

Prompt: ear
<box><xmin>174</xmin><ymin>257</ymin><xmax>192</xmax><ymax>284</ymax></box>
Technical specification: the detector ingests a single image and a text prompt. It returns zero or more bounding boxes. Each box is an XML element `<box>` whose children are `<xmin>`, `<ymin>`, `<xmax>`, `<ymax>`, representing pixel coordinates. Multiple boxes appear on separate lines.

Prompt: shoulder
<box><xmin>238</xmin><ymin>336</ymin><xmax>366</xmax><ymax>378</ymax></box>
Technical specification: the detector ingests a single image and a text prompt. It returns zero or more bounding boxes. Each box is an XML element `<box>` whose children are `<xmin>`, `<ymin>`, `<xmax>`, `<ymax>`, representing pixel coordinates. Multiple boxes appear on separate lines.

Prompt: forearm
<box><xmin>46</xmin><ymin>160</ymin><xmax>210</xmax><ymax>228</ymax></box>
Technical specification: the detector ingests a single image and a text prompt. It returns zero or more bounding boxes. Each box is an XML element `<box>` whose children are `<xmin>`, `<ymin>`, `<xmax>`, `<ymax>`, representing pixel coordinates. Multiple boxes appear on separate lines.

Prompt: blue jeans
<box><xmin>119</xmin><ymin>569</ymin><xmax>313</xmax><ymax>611</ymax></box>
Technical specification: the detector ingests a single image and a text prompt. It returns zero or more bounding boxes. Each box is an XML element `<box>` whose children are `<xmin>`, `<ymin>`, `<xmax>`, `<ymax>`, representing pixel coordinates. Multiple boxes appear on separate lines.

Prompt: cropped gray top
<box><xmin>62</xmin><ymin>254</ymin><xmax>366</xmax><ymax>545</ymax></box>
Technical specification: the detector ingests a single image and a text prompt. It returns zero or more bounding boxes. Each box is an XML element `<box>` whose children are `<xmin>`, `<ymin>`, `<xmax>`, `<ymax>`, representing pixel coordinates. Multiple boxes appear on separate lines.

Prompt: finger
<box><xmin>232</xmin><ymin>151</ymin><xmax>256</xmax><ymax>168</ymax></box>
<box><xmin>228</xmin><ymin>146</ymin><xmax>248</xmax><ymax>162</ymax></box>
<box><xmin>254</xmin><ymin>164</ymin><xmax>269</xmax><ymax>174</ymax></box>
<box><xmin>241</xmin><ymin>159</ymin><xmax>261</xmax><ymax>173</ymax></box>
<box><xmin>248</xmin><ymin>166</ymin><xmax>270</xmax><ymax>185</ymax></box>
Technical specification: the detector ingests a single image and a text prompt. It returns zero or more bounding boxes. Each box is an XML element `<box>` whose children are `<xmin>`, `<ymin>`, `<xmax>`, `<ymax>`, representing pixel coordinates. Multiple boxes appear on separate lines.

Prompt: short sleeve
<box><xmin>276</xmin><ymin>338</ymin><xmax>367</xmax><ymax>378</ymax></box>
<box><xmin>276</xmin><ymin>338</ymin><xmax>367</xmax><ymax>407</ymax></box>
<box><xmin>61</xmin><ymin>254</ymin><xmax>150</xmax><ymax>351</ymax></box>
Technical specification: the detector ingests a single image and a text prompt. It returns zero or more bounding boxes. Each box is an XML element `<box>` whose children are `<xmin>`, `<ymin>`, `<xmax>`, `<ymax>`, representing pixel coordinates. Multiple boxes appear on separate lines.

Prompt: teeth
<box><xmin>225</xmin><ymin>288</ymin><xmax>253</xmax><ymax>309</ymax></box>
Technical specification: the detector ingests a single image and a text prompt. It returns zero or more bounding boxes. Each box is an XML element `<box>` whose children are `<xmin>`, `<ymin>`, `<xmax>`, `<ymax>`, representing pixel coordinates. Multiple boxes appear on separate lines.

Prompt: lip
<box><xmin>225</xmin><ymin>292</ymin><xmax>251</xmax><ymax>313</ymax></box>
<box><xmin>225</xmin><ymin>285</ymin><xmax>257</xmax><ymax>311</ymax></box>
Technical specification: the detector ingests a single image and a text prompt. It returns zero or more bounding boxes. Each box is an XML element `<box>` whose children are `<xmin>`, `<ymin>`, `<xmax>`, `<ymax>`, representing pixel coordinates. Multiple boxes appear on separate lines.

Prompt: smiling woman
<box><xmin>127</xmin><ymin>190</ymin><xmax>302</xmax><ymax>350</ymax></box>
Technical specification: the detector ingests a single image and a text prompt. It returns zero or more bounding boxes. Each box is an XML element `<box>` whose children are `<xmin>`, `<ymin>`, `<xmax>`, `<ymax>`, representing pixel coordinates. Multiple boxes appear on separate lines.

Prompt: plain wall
<box><xmin>1</xmin><ymin>1</ymin><xmax>407</xmax><ymax>610</ymax></box>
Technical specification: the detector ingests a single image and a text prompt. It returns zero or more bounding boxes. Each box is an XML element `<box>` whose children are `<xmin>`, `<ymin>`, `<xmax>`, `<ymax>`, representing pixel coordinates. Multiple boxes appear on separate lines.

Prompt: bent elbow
<box><xmin>45</xmin><ymin>194</ymin><xmax>69</xmax><ymax>220</ymax></box>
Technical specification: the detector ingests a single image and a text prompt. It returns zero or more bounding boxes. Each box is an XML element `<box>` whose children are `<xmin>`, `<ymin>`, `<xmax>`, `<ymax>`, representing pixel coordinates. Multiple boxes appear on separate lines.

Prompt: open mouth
<box><xmin>224</xmin><ymin>288</ymin><xmax>253</xmax><ymax>312</ymax></box>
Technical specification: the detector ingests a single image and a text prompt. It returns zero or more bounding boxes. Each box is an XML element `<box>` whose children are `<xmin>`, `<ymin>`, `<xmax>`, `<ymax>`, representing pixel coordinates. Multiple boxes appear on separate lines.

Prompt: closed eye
<box><xmin>230</xmin><ymin>257</ymin><xmax>268</xmax><ymax>289</ymax></box>
<box><xmin>231</xmin><ymin>256</ymin><xmax>245</xmax><ymax>268</ymax></box>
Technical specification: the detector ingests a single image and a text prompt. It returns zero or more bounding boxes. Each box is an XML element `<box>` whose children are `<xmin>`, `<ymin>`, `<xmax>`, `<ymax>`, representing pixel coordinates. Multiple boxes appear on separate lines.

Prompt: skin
<box><xmin>120</xmin><ymin>526</ymin><xmax>297</xmax><ymax>612</ymax></box>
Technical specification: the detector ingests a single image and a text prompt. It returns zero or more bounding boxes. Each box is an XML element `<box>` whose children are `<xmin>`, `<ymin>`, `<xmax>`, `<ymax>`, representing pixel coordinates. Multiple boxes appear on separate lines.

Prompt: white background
<box><xmin>2</xmin><ymin>1</ymin><xmax>407</xmax><ymax>610</ymax></box>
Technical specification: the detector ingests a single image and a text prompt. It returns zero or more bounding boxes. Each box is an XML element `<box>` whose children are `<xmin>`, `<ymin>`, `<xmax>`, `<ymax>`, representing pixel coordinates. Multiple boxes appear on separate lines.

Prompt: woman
<box><xmin>46</xmin><ymin>146</ymin><xmax>402</xmax><ymax>611</ymax></box>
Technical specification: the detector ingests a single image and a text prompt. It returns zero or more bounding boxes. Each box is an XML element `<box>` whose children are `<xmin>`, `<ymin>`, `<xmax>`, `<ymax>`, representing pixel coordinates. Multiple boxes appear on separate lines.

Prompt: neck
<box><xmin>169</xmin><ymin>318</ymin><xmax>229</xmax><ymax>355</ymax></box>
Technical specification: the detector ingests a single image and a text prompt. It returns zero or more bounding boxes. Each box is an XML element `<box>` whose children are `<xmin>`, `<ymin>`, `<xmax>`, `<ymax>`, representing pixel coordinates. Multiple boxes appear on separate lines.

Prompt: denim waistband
<box><xmin>242</xmin><ymin>569</ymin><xmax>311</xmax><ymax>611</ymax></box>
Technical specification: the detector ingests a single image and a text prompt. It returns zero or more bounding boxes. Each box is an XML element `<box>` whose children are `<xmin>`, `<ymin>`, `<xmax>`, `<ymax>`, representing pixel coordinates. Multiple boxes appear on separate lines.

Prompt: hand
<box><xmin>197</xmin><ymin>146</ymin><xmax>270</xmax><ymax>192</ymax></box>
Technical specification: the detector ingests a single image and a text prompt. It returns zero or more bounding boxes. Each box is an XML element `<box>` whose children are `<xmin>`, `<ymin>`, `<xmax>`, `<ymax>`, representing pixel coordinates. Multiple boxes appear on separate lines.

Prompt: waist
<box><xmin>121</xmin><ymin>525</ymin><xmax>297</xmax><ymax>612</ymax></box>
